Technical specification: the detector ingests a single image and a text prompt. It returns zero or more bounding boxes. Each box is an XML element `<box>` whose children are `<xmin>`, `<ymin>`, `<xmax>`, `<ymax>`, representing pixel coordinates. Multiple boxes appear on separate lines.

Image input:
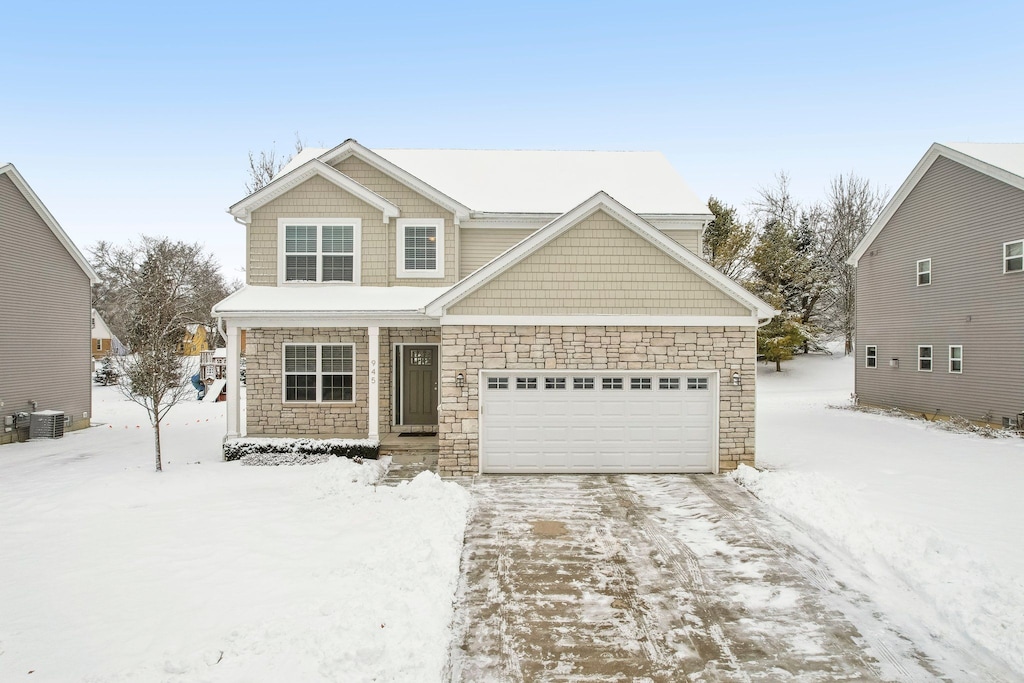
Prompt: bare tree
<box><xmin>819</xmin><ymin>173</ymin><xmax>888</xmax><ymax>355</ymax></box>
<box><xmin>91</xmin><ymin>237</ymin><xmax>236</xmax><ymax>470</ymax></box>
<box><xmin>245</xmin><ymin>132</ymin><xmax>306</xmax><ymax>194</ymax></box>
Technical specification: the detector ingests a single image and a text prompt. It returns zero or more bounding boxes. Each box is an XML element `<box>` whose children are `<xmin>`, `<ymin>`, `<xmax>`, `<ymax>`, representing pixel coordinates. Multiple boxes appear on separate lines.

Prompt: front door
<box><xmin>402</xmin><ymin>345</ymin><xmax>439</xmax><ymax>425</ymax></box>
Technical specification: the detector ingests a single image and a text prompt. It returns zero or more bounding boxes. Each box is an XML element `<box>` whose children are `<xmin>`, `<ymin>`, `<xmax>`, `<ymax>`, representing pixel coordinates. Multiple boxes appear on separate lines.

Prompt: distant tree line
<box><xmin>705</xmin><ymin>173</ymin><xmax>888</xmax><ymax>369</ymax></box>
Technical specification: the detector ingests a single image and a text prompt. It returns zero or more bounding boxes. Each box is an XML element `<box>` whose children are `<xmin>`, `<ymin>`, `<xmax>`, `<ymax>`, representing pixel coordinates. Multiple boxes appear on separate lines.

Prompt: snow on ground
<box><xmin>743</xmin><ymin>350</ymin><xmax>1024</xmax><ymax>676</ymax></box>
<box><xmin>0</xmin><ymin>385</ymin><xmax>471</xmax><ymax>682</ymax></box>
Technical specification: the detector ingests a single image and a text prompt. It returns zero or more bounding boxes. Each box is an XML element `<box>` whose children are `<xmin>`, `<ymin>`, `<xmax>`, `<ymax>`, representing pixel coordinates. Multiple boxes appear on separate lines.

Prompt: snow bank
<box><xmin>733</xmin><ymin>462</ymin><xmax>1024</xmax><ymax>674</ymax></box>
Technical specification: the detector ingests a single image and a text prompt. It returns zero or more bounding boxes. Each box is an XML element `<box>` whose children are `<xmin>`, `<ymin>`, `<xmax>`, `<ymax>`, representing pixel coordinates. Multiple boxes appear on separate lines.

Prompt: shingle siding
<box><xmin>459</xmin><ymin>228</ymin><xmax>537</xmax><ymax>277</ymax></box>
<box><xmin>0</xmin><ymin>174</ymin><xmax>92</xmax><ymax>443</ymax></box>
<box><xmin>449</xmin><ymin>210</ymin><xmax>751</xmax><ymax>317</ymax></box>
<box><xmin>855</xmin><ymin>155</ymin><xmax>1024</xmax><ymax>423</ymax></box>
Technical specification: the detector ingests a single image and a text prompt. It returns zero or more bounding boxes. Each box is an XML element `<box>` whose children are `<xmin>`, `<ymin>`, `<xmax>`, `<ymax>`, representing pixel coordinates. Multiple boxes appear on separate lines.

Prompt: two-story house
<box><xmin>848</xmin><ymin>142</ymin><xmax>1024</xmax><ymax>426</ymax></box>
<box><xmin>213</xmin><ymin>140</ymin><xmax>776</xmax><ymax>476</ymax></box>
<box><xmin>1</xmin><ymin>163</ymin><xmax>98</xmax><ymax>444</ymax></box>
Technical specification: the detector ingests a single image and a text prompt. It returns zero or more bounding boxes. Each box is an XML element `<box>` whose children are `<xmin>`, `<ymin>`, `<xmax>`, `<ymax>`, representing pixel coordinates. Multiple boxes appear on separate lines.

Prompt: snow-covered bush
<box><xmin>223</xmin><ymin>437</ymin><xmax>379</xmax><ymax>463</ymax></box>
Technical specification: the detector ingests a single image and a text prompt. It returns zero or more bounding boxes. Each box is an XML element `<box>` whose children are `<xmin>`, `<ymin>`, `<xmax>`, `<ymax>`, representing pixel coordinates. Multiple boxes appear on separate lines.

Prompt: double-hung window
<box><xmin>283</xmin><ymin>343</ymin><xmax>355</xmax><ymax>402</ymax></box>
<box><xmin>916</xmin><ymin>258</ymin><xmax>931</xmax><ymax>286</ymax></box>
<box><xmin>917</xmin><ymin>345</ymin><xmax>932</xmax><ymax>372</ymax></box>
<box><xmin>949</xmin><ymin>345</ymin><xmax>963</xmax><ymax>374</ymax></box>
<box><xmin>280</xmin><ymin>219</ymin><xmax>360</xmax><ymax>283</ymax></box>
<box><xmin>865</xmin><ymin>345</ymin><xmax>877</xmax><ymax>368</ymax></box>
<box><xmin>397</xmin><ymin>218</ymin><xmax>444</xmax><ymax>278</ymax></box>
<box><xmin>1004</xmin><ymin>241</ymin><xmax>1023</xmax><ymax>273</ymax></box>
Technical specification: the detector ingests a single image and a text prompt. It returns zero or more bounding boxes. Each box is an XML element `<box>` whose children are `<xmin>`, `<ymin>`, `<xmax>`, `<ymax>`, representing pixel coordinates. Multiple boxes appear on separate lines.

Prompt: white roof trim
<box><xmin>0</xmin><ymin>163</ymin><xmax>99</xmax><ymax>284</ymax></box>
<box><xmin>425</xmin><ymin>191</ymin><xmax>777</xmax><ymax>318</ymax></box>
<box><xmin>849</xmin><ymin>143</ymin><xmax>1024</xmax><ymax>265</ymax></box>
<box><xmin>228</xmin><ymin>159</ymin><xmax>400</xmax><ymax>223</ymax></box>
<box><xmin>316</xmin><ymin>139</ymin><xmax>472</xmax><ymax>222</ymax></box>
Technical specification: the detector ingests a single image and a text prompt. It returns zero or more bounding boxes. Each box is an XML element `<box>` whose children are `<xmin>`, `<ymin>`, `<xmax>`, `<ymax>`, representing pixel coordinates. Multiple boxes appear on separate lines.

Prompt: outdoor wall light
<box><xmin>732</xmin><ymin>371</ymin><xmax>741</xmax><ymax>386</ymax></box>
<box><xmin>455</xmin><ymin>373</ymin><xmax>465</xmax><ymax>387</ymax></box>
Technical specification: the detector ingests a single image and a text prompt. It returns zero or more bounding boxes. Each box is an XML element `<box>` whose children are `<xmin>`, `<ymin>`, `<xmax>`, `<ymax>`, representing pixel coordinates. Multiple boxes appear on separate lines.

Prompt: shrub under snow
<box><xmin>224</xmin><ymin>437</ymin><xmax>380</xmax><ymax>464</ymax></box>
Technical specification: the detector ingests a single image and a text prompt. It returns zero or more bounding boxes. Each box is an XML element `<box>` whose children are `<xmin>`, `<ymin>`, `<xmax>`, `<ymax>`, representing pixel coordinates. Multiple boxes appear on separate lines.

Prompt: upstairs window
<box><xmin>866</xmin><ymin>345</ymin><xmax>877</xmax><ymax>368</ymax></box>
<box><xmin>916</xmin><ymin>258</ymin><xmax>931</xmax><ymax>286</ymax></box>
<box><xmin>949</xmin><ymin>345</ymin><xmax>963</xmax><ymax>374</ymax></box>
<box><xmin>280</xmin><ymin>219</ymin><xmax>360</xmax><ymax>284</ymax></box>
<box><xmin>397</xmin><ymin>218</ymin><xmax>445</xmax><ymax>278</ymax></box>
<box><xmin>918</xmin><ymin>345</ymin><xmax>932</xmax><ymax>372</ymax></box>
<box><xmin>1004</xmin><ymin>241</ymin><xmax>1023</xmax><ymax>273</ymax></box>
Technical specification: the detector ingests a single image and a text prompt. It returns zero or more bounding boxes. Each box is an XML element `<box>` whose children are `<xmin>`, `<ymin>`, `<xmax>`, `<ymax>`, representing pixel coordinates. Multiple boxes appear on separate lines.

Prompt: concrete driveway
<box><xmin>446</xmin><ymin>475</ymin><xmax>997</xmax><ymax>682</ymax></box>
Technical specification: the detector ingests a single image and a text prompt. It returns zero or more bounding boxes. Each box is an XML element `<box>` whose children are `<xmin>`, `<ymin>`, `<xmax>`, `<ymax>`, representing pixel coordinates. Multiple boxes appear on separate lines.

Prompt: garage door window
<box><xmin>516</xmin><ymin>377</ymin><xmax>538</xmax><ymax>390</ymax></box>
<box><xmin>630</xmin><ymin>377</ymin><xmax>652</xmax><ymax>390</ymax></box>
<box><xmin>602</xmin><ymin>378</ymin><xmax>624</xmax><ymax>390</ymax></box>
<box><xmin>659</xmin><ymin>378</ymin><xmax>680</xmax><ymax>390</ymax></box>
<box><xmin>487</xmin><ymin>377</ymin><xmax>508</xmax><ymax>390</ymax></box>
<box><xmin>544</xmin><ymin>377</ymin><xmax>567</xmax><ymax>390</ymax></box>
<box><xmin>573</xmin><ymin>377</ymin><xmax>595</xmax><ymax>390</ymax></box>
<box><xmin>687</xmin><ymin>377</ymin><xmax>709</xmax><ymax>390</ymax></box>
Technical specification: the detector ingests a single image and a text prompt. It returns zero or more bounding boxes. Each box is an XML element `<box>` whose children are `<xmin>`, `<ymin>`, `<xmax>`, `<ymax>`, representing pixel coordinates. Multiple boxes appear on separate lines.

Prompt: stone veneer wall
<box><xmin>246</xmin><ymin>327</ymin><xmax>369</xmax><ymax>438</ymax></box>
<box><xmin>438</xmin><ymin>325</ymin><xmax>757</xmax><ymax>476</ymax></box>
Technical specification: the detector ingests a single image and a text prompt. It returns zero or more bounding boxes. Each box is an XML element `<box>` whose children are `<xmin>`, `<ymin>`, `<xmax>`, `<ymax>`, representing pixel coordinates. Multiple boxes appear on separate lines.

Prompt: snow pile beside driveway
<box><xmin>0</xmin><ymin>391</ymin><xmax>471</xmax><ymax>682</ymax></box>
<box><xmin>751</xmin><ymin>351</ymin><xmax>1024</xmax><ymax>676</ymax></box>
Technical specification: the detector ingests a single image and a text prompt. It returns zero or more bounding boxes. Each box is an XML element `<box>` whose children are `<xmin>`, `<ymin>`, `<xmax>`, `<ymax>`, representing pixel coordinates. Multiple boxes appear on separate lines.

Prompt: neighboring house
<box><xmin>213</xmin><ymin>140</ymin><xmax>776</xmax><ymax>475</ymax></box>
<box><xmin>178</xmin><ymin>324</ymin><xmax>212</xmax><ymax>356</ymax></box>
<box><xmin>848</xmin><ymin>142</ymin><xmax>1024</xmax><ymax>427</ymax></box>
<box><xmin>1</xmin><ymin>163</ymin><xmax>98</xmax><ymax>444</ymax></box>
<box><xmin>90</xmin><ymin>308</ymin><xmax>122</xmax><ymax>359</ymax></box>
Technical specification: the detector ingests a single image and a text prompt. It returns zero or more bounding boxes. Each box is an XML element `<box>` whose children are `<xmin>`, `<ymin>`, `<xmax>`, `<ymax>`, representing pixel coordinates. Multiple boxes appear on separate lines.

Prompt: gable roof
<box><xmin>91</xmin><ymin>308</ymin><xmax>113</xmax><ymax>338</ymax></box>
<box><xmin>849</xmin><ymin>142</ymin><xmax>1024</xmax><ymax>265</ymax></box>
<box><xmin>228</xmin><ymin>159</ymin><xmax>400</xmax><ymax>223</ymax></box>
<box><xmin>281</xmin><ymin>142</ymin><xmax>711</xmax><ymax>216</ymax></box>
<box><xmin>0</xmin><ymin>163</ymin><xmax>99</xmax><ymax>284</ymax></box>
<box><xmin>425</xmin><ymin>191</ymin><xmax>776</xmax><ymax>319</ymax></box>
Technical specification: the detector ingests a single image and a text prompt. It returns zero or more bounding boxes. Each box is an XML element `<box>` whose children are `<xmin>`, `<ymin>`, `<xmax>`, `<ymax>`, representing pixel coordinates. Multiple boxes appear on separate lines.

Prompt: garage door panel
<box><xmin>481</xmin><ymin>372</ymin><xmax>715</xmax><ymax>474</ymax></box>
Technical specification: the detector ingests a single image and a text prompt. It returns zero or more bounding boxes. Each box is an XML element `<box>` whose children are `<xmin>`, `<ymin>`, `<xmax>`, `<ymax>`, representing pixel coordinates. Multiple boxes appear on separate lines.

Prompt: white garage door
<box><xmin>479</xmin><ymin>371</ymin><xmax>717</xmax><ymax>474</ymax></box>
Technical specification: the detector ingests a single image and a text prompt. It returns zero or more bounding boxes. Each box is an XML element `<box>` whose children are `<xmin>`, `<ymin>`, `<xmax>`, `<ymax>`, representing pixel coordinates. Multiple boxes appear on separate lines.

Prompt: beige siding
<box><xmin>449</xmin><ymin>210</ymin><xmax>751</xmax><ymax>316</ymax></box>
<box><xmin>661</xmin><ymin>229</ymin><xmax>700</xmax><ymax>254</ymax></box>
<box><xmin>247</xmin><ymin>175</ymin><xmax>389</xmax><ymax>286</ymax></box>
<box><xmin>855</xmin><ymin>156</ymin><xmax>1024</xmax><ymax>423</ymax></box>
<box><xmin>334</xmin><ymin>157</ymin><xmax>460</xmax><ymax>286</ymax></box>
<box><xmin>459</xmin><ymin>228</ymin><xmax>536</xmax><ymax>277</ymax></box>
<box><xmin>0</xmin><ymin>174</ymin><xmax>92</xmax><ymax>443</ymax></box>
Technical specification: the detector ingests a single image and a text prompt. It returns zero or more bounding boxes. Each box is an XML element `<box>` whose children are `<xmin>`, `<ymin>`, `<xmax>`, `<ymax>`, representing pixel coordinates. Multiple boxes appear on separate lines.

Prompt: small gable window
<box><xmin>397</xmin><ymin>218</ymin><xmax>444</xmax><ymax>278</ymax></box>
<box><xmin>916</xmin><ymin>258</ymin><xmax>931</xmax><ymax>286</ymax></box>
<box><xmin>1004</xmin><ymin>241</ymin><xmax>1023</xmax><ymax>273</ymax></box>
<box><xmin>279</xmin><ymin>219</ymin><xmax>360</xmax><ymax>284</ymax></box>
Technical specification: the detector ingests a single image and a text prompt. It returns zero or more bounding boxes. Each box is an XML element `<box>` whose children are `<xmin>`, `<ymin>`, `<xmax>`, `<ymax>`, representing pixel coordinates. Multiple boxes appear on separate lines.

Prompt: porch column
<box><xmin>368</xmin><ymin>326</ymin><xmax>380</xmax><ymax>440</ymax></box>
<box><xmin>225</xmin><ymin>323</ymin><xmax>242</xmax><ymax>440</ymax></box>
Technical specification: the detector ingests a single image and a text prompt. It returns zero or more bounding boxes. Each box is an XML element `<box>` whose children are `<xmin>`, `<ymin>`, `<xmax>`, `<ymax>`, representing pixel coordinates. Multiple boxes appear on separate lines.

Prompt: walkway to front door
<box><xmin>446</xmin><ymin>475</ymin><xmax>1005</xmax><ymax>681</ymax></box>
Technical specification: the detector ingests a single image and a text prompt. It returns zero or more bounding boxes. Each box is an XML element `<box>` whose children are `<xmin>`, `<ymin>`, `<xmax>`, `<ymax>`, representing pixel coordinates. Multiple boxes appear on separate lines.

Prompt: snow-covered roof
<box><xmin>91</xmin><ymin>309</ymin><xmax>113</xmax><ymax>338</ymax></box>
<box><xmin>281</xmin><ymin>146</ymin><xmax>710</xmax><ymax>216</ymax></box>
<box><xmin>942</xmin><ymin>142</ymin><xmax>1024</xmax><ymax>181</ymax></box>
<box><xmin>213</xmin><ymin>285</ymin><xmax>451</xmax><ymax>316</ymax></box>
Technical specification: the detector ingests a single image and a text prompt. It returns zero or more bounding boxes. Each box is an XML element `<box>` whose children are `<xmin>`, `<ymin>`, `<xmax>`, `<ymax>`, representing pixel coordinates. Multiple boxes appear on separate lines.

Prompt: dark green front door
<box><xmin>402</xmin><ymin>346</ymin><xmax>438</xmax><ymax>425</ymax></box>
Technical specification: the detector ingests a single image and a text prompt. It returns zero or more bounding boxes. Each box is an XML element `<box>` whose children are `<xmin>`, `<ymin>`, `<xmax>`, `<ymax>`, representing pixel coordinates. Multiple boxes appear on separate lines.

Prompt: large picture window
<box><xmin>284</xmin><ymin>343</ymin><xmax>355</xmax><ymax>402</ymax></box>
<box><xmin>279</xmin><ymin>219</ymin><xmax>360</xmax><ymax>283</ymax></box>
<box><xmin>396</xmin><ymin>218</ymin><xmax>444</xmax><ymax>278</ymax></box>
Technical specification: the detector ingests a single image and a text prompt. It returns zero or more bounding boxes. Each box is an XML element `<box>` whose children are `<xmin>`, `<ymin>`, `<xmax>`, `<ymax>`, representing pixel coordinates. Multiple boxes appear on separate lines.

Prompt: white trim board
<box><xmin>439</xmin><ymin>315</ymin><xmax>761</xmax><ymax>327</ymax></box>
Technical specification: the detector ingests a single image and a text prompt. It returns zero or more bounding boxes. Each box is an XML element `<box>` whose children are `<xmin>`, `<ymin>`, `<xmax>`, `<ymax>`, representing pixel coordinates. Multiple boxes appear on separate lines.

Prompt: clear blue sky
<box><xmin>3</xmin><ymin>1</ymin><xmax>1021</xmax><ymax>278</ymax></box>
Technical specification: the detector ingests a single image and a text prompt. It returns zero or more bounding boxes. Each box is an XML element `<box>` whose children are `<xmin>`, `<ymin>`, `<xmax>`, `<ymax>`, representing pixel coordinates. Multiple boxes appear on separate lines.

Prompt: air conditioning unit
<box><xmin>30</xmin><ymin>410</ymin><xmax>65</xmax><ymax>439</ymax></box>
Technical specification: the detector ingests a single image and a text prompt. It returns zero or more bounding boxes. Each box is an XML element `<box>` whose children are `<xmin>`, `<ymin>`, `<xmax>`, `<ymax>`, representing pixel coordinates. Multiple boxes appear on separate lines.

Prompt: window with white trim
<box><xmin>602</xmin><ymin>377</ymin><xmax>623</xmax><ymax>390</ymax></box>
<box><xmin>487</xmin><ymin>377</ymin><xmax>508</xmax><ymax>390</ymax></box>
<box><xmin>918</xmin><ymin>345</ymin><xmax>932</xmax><ymax>372</ymax></box>
<box><xmin>516</xmin><ymin>377</ymin><xmax>537</xmax><ymax>390</ymax></box>
<box><xmin>949</xmin><ymin>345</ymin><xmax>963</xmax><ymax>374</ymax></box>
<box><xmin>866</xmin><ymin>345</ymin><xmax>877</xmax><ymax>368</ymax></box>
<box><xmin>659</xmin><ymin>377</ymin><xmax>680</xmax><ymax>390</ymax></box>
<box><xmin>573</xmin><ymin>377</ymin><xmax>595</xmax><ymax>390</ymax></box>
<box><xmin>1004</xmin><ymin>240</ymin><xmax>1023</xmax><ymax>273</ymax></box>
<box><xmin>283</xmin><ymin>343</ymin><xmax>354</xmax><ymax>402</ymax></box>
<box><xmin>687</xmin><ymin>377</ymin><xmax>709</xmax><ymax>390</ymax></box>
<box><xmin>630</xmin><ymin>377</ymin><xmax>652</xmax><ymax>390</ymax></box>
<box><xmin>279</xmin><ymin>219</ymin><xmax>360</xmax><ymax>284</ymax></box>
<box><xmin>397</xmin><ymin>218</ymin><xmax>444</xmax><ymax>278</ymax></box>
<box><xmin>916</xmin><ymin>258</ymin><xmax>931</xmax><ymax>286</ymax></box>
<box><xmin>544</xmin><ymin>377</ymin><xmax>566</xmax><ymax>390</ymax></box>
<box><xmin>95</xmin><ymin>339</ymin><xmax>103</xmax><ymax>351</ymax></box>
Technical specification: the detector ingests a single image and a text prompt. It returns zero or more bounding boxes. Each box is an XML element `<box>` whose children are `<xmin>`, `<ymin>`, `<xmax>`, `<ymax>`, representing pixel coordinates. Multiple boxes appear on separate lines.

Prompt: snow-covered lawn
<box><xmin>0</xmin><ymin>387</ymin><xmax>470</xmax><ymax>682</ymax></box>
<box><xmin>745</xmin><ymin>351</ymin><xmax>1024</xmax><ymax>677</ymax></box>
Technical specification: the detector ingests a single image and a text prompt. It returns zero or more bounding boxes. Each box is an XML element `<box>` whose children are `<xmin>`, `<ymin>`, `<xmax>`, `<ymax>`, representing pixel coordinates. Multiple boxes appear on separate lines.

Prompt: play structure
<box><xmin>193</xmin><ymin>349</ymin><xmax>228</xmax><ymax>401</ymax></box>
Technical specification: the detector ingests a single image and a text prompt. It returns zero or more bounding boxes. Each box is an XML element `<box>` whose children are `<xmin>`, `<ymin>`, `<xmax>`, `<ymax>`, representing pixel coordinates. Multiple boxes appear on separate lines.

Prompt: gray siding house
<box><xmin>1</xmin><ymin>164</ymin><xmax>98</xmax><ymax>444</ymax></box>
<box><xmin>848</xmin><ymin>143</ymin><xmax>1024</xmax><ymax>426</ymax></box>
